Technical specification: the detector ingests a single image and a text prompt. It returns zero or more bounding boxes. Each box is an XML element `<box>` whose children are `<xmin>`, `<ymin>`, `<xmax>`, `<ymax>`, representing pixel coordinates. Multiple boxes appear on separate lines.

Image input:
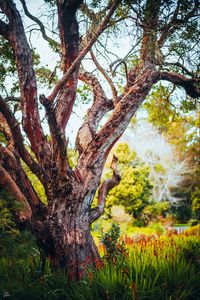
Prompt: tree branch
<box><xmin>0</xmin><ymin>112</ymin><xmax>13</xmax><ymax>148</ymax></box>
<box><xmin>160</xmin><ymin>71</ymin><xmax>200</xmax><ymax>98</ymax></box>
<box><xmin>48</xmin><ymin>0</ymin><xmax>120</xmax><ymax>103</ymax></box>
<box><xmin>40</xmin><ymin>94</ymin><xmax>68</xmax><ymax>173</ymax></box>
<box><xmin>53</xmin><ymin>0</ymin><xmax>82</xmax><ymax>131</ymax></box>
<box><xmin>77</xmin><ymin>68</ymin><xmax>159</xmax><ymax>182</ymax></box>
<box><xmin>0</xmin><ymin>19</ymin><xmax>9</xmax><ymax>38</ymax></box>
<box><xmin>76</xmin><ymin>68</ymin><xmax>114</xmax><ymax>154</ymax></box>
<box><xmin>140</xmin><ymin>0</ymin><xmax>161</xmax><ymax>64</ymax></box>
<box><xmin>163</xmin><ymin>61</ymin><xmax>195</xmax><ymax>77</ymax></box>
<box><xmin>89</xmin><ymin>155</ymin><xmax>121</xmax><ymax>223</ymax></box>
<box><xmin>0</xmin><ymin>96</ymin><xmax>47</xmax><ymax>184</ymax></box>
<box><xmin>0</xmin><ymin>145</ymin><xmax>47</xmax><ymax>219</ymax></box>
<box><xmin>158</xmin><ymin>0</ymin><xmax>199</xmax><ymax>48</ymax></box>
<box><xmin>19</xmin><ymin>0</ymin><xmax>59</xmax><ymax>50</ymax></box>
<box><xmin>80</xmin><ymin>2</ymin><xmax>96</xmax><ymax>20</ymax></box>
<box><xmin>0</xmin><ymin>0</ymin><xmax>50</xmax><ymax>164</ymax></box>
<box><xmin>90</xmin><ymin>49</ymin><xmax>117</xmax><ymax>99</ymax></box>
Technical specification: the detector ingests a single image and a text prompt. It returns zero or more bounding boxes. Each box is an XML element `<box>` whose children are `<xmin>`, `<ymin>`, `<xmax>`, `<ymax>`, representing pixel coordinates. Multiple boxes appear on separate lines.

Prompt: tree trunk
<box><xmin>39</xmin><ymin>189</ymin><xmax>102</xmax><ymax>280</ymax></box>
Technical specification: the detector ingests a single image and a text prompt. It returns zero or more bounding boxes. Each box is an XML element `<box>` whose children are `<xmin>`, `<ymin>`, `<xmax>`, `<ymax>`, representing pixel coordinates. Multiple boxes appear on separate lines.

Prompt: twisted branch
<box><xmin>89</xmin><ymin>155</ymin><xmax>121</xmax><ymax>223</ymax></box>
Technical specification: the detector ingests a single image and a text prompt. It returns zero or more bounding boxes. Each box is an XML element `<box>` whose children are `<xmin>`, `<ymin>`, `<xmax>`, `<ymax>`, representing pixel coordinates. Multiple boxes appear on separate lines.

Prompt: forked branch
<box><xmin>76</xmin><ymin>69</ymin><xmax>114</xmax><ymax>154</ymax></box>
<box><xmin>40</xmin><ymin>94</ymin><xmax>68</xmax><ymax>173</ymax></box>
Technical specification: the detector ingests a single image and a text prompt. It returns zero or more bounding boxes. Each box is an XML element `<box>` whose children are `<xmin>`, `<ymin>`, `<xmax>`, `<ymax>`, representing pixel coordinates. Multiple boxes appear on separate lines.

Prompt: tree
<box><xmin>105</xmin><ymin>143</ymin><xmax>153</xmax><ymax>218</ymax></box>
<box><xmin>143</xmin><ymin>83</ymin><xmax>200</xmax><ymax>218</ymax></box>
<box><xmin>124</xmin><ymin>121</ymin><xmax>187</xmax><ymax>203</ymax></box>
<box><xmin>191</xmin><ymin>188</ymin><xmax>200</xmax><ymax>220</ymax></box>
<box><xmin>0</xmin><ymin>0</ymin><xmax>199</xmax><ymax>280</ymax></box>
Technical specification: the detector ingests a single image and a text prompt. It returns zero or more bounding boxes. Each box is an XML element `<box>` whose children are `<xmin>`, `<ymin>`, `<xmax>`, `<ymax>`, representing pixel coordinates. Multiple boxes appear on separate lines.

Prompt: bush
<box><xmin>101</xmin><ymin>223</ymin><xmax>126</xmax><ymax>263</ymax></box>
<box><xmin>188</xmin><ymin>219</ymin><xmax>199</xmax><ymax>227</ymax></box>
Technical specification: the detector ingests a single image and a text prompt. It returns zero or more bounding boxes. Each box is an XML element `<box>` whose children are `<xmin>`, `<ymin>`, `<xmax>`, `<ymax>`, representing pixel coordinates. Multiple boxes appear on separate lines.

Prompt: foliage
<box><xmin>191</xmin><ymin>188</ymin><xmax>200</xmax><ymax>220</ymax></box>
<box><xmin>143</xmin><ymin>84</ymin><xmax>199</xmax><ymax>156</ymax></box>
<box><xmin>105</xmin><ymin>143</ymin><xmax>153</xmax><ymax>217</ymax></box>
<box><xmin>142</xmin><ymin>201</ymin><xmax>170</xmax><ymax>223</ymax></box>
<box><xmin>171</xmin><ymin>203</ymin><xmax>192</xmax><ymax>223</ymax></box>
<box><xmin>184</xmin><ymin>224</ymin><xmax>200</xmax><ymax>236</ymax></box>
<box><xmin>188</xmin><ymin>219</ymin><xmax>199</xmax><ymax>227</ymax></box>
<box><xmin>142</xmin><ymin>83</ymin><xmax>200</xmax><ymax>222</ymax></box>
<box><xmin>0</xmin><ymin>189</ymin><xmax>20</xmax><ymax>234</ymax></box>
<box><xmin>0</xmin><ymin>37</ymin><xmax>18</xmax><ymax>95</ymax></box>
<box><xmin>101</xmin><ymin>223</ymin><xmax>126</xmax><ymax>263</ymax></box>
<box><xmin>0</xmin><ymin>36</ymin><xmax>58</xmax><ymax>96</ymax></box>
<box><xmin>0</xmin><ymin>231</ymin><xmax>200</xmax><ymax>300</ymax></box>
<box><xmin>21</xmin><ymin>158</ymin><xmax>47</xmax><ymax>204</ymax></box>
<box><xmin>68</xmin><ymin>148</ymin><xmax>79</xmax><ymax>168</ymax></box>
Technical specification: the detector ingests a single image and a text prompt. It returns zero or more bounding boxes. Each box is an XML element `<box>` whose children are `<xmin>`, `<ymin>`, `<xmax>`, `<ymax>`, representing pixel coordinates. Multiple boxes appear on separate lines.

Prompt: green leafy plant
<box><xmin>101</xmin><ymin>223</ymin><xmax>126</xmax><ymax>263</ymax></box>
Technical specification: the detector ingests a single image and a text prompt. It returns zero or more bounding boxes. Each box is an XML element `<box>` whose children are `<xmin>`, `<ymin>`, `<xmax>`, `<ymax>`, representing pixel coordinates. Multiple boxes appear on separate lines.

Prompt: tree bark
<box><xmin>34</xmin><ymin>186</ymin><xmax>102</xmax><ymax>280</ymax></box>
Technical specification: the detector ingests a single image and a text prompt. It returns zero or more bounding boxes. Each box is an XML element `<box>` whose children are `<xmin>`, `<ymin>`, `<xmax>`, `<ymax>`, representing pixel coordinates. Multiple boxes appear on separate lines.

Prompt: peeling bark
<box><xmin>0</xmin><ymin>0</ymin><xmax>199</xmax><ymax>281</ymax></box>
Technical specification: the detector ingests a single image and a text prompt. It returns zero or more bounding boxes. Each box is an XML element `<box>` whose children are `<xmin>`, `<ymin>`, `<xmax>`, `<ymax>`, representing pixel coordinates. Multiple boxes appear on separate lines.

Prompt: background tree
<box><xmin>143</xmin><ymin>83</ymin><xmax>199</xmax><ymax>221</ymax></box>
<box><xmin>105</xmin><ymin>143</ymin><xmax>153</xmax><ymax>218</ymax></box>
<box><xmin>0</xmin><ymin>0</ymin><xmax>199</xmax><ymax>280</ymax></box>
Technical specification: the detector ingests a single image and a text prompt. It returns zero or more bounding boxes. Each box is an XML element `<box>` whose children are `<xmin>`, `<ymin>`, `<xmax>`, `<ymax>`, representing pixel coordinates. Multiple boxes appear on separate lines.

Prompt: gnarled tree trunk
<box><xmin>0</xmin><ymin>0</ymin><xmax>199</xmax><ymax>280</ymax></box>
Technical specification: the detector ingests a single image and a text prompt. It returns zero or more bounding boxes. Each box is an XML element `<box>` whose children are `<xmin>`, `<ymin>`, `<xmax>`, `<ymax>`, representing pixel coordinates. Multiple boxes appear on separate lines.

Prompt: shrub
<box><xmin>101</xmin><ymin>223</ymin><xmax>126</xmax><ymax>263</ymax></box>
<box><xmin>188</xmin><ymin>219</ymin><xmax>199</xmax><ymax>227</ymax></box>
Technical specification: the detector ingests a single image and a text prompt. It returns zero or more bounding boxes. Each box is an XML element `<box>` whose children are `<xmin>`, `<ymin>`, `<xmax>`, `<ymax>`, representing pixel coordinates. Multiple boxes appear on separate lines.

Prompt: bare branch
<box><xmin>48</xmin><ymin>0</ymin><xmax>120</xmax><ymax>102</ymax></box>
<box><xmin>5</xmin><ymin>96</ymin><xmax>21</xmax><ymax>103</ymax></box>
<box><xmin>90</xmin><ymin>49</ymin><xmax>117</xmax><ymax>99</ymax></box>
<box><xmin>89</xmin><ymin>155</ymin><xmax>121</xmax><ymax>223</ymax></box>
<box><xmin>19</xmin><ymin>0</ymin><xmax>59</xmax><ymax>50</ymax></box>
<box><xmin>163</xmin><ymin>62</ymin><xmax>195</xmax><ymax>77</ymax></box>
<box><xmin>160</xmin><ymin>71</ymin><xmax>200</xmax><ymax>98</ymax></box>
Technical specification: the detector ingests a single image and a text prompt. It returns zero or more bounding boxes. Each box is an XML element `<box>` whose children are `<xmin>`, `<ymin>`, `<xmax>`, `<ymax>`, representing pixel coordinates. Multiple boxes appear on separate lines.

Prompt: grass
<box><xmin>0</xmin><ymin>229</ymin><xmax>200</xmax><ymax>300</ymax></box>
